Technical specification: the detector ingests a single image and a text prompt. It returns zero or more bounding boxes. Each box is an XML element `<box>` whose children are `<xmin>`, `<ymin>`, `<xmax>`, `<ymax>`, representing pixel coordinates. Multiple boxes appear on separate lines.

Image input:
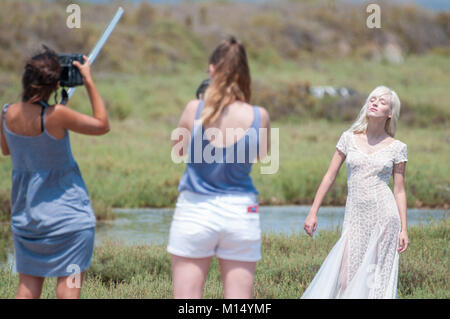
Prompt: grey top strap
<box><xmin>2</xmin><ymin>104</ymin><xmax>10</xmax><ymax>118</ymax></box>
<box><xmin>195</xmin><ymin>100</ymin><xmax>204</xmax><ymax>121</ymax></box>
<box><xmin>2</xmin><ymin>102</ymin><xmax>48</xmax><ymax>132</ymax></box>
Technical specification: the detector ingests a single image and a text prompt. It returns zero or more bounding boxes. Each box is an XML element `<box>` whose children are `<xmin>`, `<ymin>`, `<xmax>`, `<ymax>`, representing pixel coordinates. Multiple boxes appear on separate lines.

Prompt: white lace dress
<box><xmin>301</xmin><ymin>130</ymin><xmax>408</xmax><ymax>299</ymax></box>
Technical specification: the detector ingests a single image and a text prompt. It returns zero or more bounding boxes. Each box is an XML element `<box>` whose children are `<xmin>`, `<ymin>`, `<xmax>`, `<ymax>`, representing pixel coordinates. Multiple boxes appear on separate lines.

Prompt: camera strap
<box><xmin>60</xmin><ymin>88</ymin><xmax>69</xmax><ymax>106</ymax></box>
<box><xmin>35</xmin><ymin>100</ymin><xmax>49</xmax><ymax>133</ymax></box>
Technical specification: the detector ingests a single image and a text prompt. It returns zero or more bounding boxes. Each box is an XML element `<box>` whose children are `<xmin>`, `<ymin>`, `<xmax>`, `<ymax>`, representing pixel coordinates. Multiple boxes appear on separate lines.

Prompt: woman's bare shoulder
<box><xmin>257</xmin><ymin>106</ymin><xmax>270</xmax><ymax>127</ymax></box>
<box><xmin>178</xmin><ymin>99</ymin><xmax>201</xmax><ymax>130</ymax></box>
<box><xmin>186</xmin><ymin>99</ymin><xmax>200</xmax><ymax>111</ymax></box>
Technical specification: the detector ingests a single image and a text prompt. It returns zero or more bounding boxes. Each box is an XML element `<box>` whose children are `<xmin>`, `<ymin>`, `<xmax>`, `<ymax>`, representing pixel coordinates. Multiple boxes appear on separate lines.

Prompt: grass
<box><xmin>0</xmin><ymin>217</ymin><xmax>448</xmax><ymax>298</ymax></box>
<box><xmin>0</xmin><ymin>54</ymin><xmax>448</xmax><ymax>215</ymax></box>
<box><xmin>1</xmin><ymin>113</ymin><xmax>447</xmax><ymax>218</ymax></box>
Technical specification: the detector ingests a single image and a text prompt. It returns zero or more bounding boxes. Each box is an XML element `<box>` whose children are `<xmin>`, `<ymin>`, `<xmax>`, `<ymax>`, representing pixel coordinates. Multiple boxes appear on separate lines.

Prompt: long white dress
<box><xmin>301</xmin><ymin>130</ymin><xmax>408</xmax><ymax>299</ymax></box>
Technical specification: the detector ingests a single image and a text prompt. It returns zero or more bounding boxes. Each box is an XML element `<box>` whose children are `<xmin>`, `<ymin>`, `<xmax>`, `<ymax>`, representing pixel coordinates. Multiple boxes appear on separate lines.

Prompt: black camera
<box><xmin>59</xmin><ymin>54</ymin><xmax>84</xmax><ymax>87</ymax></box>
<box><xmin>196</xmin><ymin>78</ymin><xmax>210</xmax><ymax>99</ymax></box>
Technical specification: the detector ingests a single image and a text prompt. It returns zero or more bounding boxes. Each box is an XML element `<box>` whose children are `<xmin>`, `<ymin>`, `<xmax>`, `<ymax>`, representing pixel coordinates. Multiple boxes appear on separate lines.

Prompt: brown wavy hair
<box><xmin>22</xmin><ymin>45</ymin><xmax>61</xmax><ymax>104</ymax></box>
<box><xmin>200</xmin><ymin>36</ymin><xmax>251</xmax><ymax>125</ymax></box>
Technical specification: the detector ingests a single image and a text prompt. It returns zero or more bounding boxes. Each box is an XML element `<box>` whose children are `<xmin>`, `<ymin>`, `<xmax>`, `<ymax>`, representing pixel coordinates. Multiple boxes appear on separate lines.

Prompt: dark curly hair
<box><xmin>22</xmin><ymin>45</ymin><xmax>61</xmax><ymax>104</ymax></box>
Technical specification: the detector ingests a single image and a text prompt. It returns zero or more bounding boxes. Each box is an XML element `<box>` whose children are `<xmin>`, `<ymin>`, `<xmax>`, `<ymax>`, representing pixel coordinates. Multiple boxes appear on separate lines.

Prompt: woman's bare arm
<box><xmin>393</xmin><ymin>161</ymin><xmax>409</xmax><ymax>253</ymax></box>
<box><xmin>172</xmin><ymin>99</ymin><xmax>199</xmax><ymax>157</ymax></box>
<box><xmin>0</xmin><ymin>111</ymin><xmax>10</xmax><ymax>156</ymax></box>
<box><xmin>48</xmin><ymin>56</ymin><xmax>110</xmax><ymax>136</ymax></box>
<box><xmin>257</xmin><ymin>106</ymin><xmax>270</xmax><ymax>161</ymax></box>
<box><xmin>304</xmin><ymin>149</ymin><xmax>346</xmax><ymax>236</ymax></box>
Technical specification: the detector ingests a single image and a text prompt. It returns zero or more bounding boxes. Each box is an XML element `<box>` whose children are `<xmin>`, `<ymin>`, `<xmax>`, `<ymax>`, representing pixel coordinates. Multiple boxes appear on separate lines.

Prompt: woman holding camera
<box><xmin>168</xmin><ymin>37</ymin><xmax>270</xmax><ymax>299</ymax></box>
<box><xmin>0</xmin><ymin>47</ymin><xmax>109</xmax><ymax>298</ymax></box>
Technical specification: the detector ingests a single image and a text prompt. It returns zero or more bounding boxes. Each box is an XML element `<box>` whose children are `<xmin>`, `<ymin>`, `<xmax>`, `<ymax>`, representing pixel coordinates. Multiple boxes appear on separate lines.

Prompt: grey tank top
<box><xmin>2</xmin><ymin>103</ymin><xmax>96</xmax><ymax>238</ymax></box>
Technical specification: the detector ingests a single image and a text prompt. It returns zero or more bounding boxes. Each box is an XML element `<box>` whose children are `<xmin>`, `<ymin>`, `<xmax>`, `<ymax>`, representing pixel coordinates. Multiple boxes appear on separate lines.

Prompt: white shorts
<box><xmin>167</xmin><ymin>190</ymin><xmax>261</xmax><ymax>262</ymax></box>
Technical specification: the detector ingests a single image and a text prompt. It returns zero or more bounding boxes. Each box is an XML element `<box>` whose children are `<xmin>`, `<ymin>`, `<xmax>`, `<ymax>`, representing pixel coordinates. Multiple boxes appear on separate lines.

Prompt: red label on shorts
<box><xmin>247</xmin><ymin>204</ymin><xmax>258</xmax><ymax>213</ymax></box>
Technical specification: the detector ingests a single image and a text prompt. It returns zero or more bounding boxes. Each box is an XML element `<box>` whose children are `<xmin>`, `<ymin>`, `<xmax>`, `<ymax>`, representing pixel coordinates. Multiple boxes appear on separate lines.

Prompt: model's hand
<box><xmin>304</xmin><ymin>213</ymin><xmax>318</xmax><ymax>237</ymax></box>
<box><xmin>73</xmin><ymin>55</ymin><xmax>93</xmax><ymax>83</ymax></box>
<box><xmin>398</xmin><ymin>230</ymin><xmax>409</xmax><ymax>253</ymax></box>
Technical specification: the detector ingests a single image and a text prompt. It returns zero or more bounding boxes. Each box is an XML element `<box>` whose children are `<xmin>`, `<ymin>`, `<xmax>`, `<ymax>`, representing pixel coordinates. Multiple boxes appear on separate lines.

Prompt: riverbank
<box><xmin>0</xmin><ymin>217</ymin><xmax>448</xmax><ymax>298</ymax></box>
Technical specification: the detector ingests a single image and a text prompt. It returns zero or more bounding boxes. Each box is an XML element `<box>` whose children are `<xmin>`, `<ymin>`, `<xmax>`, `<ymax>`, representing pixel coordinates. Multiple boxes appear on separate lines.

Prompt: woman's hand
<box><xmin>73</xmin><ymin>55</ymin><xmax>93</xmax><ymax>83</ymax></box>
<box><xmin>52</xmin><ymin>55</ymin><xmax>109</xmax><ymax>136</ymax></box>
<box><xmin>398</xmin><ymin>230</ymin><xmax>409</xmax><ymax>253</ymax></box>
<box><xmin>304</xmin><ymin>212</ymin><xmax>318</xmax><ymax>237</ymax></box>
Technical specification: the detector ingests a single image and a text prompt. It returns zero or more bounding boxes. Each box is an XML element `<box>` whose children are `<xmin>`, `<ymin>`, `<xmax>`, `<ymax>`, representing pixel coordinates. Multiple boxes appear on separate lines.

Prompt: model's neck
<box><xmin>366</xmin><ymin>119</ymin><xmax>387</xmax><ymax>138</ymax></box>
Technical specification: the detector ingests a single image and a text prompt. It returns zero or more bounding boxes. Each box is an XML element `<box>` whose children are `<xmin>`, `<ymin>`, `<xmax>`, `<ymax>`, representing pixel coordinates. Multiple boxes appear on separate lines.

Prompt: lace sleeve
<box><xmin>336</xmin><ymin>131</ymin><xmax>348</xmax><ymax>156</ymax></box>
<box><xmin>394</xmin><ymin>143</ymin><xmax>408</xmax><ymax>164</ymax></box>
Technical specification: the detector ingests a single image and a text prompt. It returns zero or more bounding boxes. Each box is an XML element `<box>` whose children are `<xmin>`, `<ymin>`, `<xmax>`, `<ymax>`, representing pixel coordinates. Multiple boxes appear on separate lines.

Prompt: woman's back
<box><xmin>2</xmin><ymin>102</ymin><xmax>96</xmax><ymax>238</ymax></box>
<box><xmin>203</xmin><ymin>101</ymin><xmax>257</xmax><ymax>147</ymax></box>
<box><xmin>2</xmin><ymin>102</ymin><xmax>76</xmax><ymax>171</ymax></box>
<box><xmin>177</xmin><ymin>100</ymin><xmax>261</xmax><ymax>195</ymax></box>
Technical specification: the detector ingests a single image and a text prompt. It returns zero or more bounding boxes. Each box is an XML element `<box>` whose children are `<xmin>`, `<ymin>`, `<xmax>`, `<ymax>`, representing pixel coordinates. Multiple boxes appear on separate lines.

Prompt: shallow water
<box><xmin>94</xmin><ymin>205</ymin><xmax>449</xmax><ymax>245</ymax></box>
<box><xmin>1</xmin><ymin>206</ymin><xmax>448</xmax><ymax>273</ymax></box>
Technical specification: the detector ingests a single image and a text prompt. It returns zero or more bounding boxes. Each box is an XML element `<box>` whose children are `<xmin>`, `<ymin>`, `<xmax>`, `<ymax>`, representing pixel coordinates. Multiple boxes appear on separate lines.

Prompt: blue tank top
<box><xmin>178</xmin><ymin>101</ymin><xmax>260</xmax><ymax>195</ymax></box>
<box><xmin>2</xmin><ymin>103</ymin><xmax>96</xmax><ymax>238</ymax></box>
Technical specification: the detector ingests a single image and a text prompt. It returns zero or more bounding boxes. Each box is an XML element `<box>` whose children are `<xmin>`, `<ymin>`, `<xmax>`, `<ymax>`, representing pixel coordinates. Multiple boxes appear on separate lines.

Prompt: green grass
<box><xmin>1</xmin><ymin>114</ymin><xmax>446</xmax><ymax>215</ymax></box>
<box><xmin>0</xmin><ymin>54</ymin><xmax>449</xmax><ymax>221</ymax></box>
<box><xmin>0</xmin><ymin>218</ymin><xmax>448</xmax><ymax>298</ymax></box>
<box><xmin>253</xmin><ymin>54</ymin><xmax>450</xmax><ymax>115</ymax></box>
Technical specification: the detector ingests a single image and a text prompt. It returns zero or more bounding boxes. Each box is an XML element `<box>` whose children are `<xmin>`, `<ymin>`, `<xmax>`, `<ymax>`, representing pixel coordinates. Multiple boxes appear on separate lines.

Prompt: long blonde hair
<box><xmin>200</xmin><ymin>36</ymin><xmax>251</xmax><ymax>126</ymax></box>
<box><xmin>347</xmin><ymin>86</ymin><xmax>401</xmax><ymax>137</ymax></box>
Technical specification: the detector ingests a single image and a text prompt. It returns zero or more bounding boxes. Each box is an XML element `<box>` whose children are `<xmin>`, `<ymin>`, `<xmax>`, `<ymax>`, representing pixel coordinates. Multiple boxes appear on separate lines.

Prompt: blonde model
<box><xmin>301</xmin><ymin>86</ymin><xmax>409</xmax><ymax>299</ymax></box>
